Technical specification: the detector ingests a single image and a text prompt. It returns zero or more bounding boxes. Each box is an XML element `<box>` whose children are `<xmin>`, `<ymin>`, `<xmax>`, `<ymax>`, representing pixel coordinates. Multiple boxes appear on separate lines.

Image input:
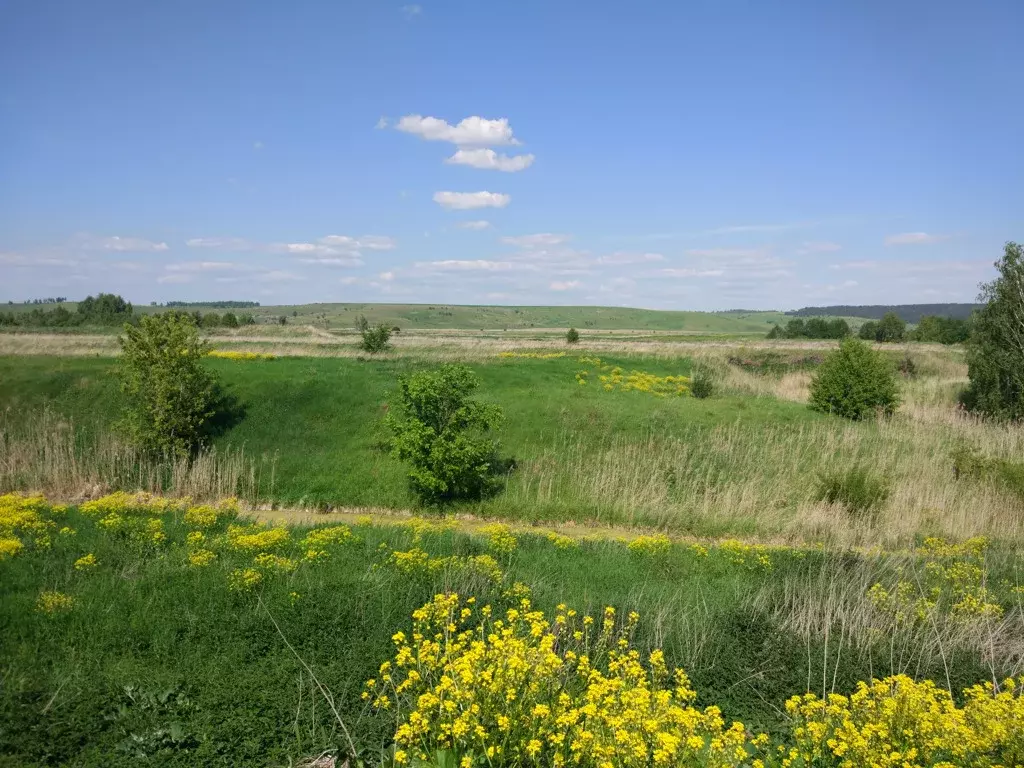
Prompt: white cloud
<box><xmin>401</xmin><ymin>4</ymin><xmax>421</xmax><ymax>19</ymax></box>
<box><xmin>797</xmin><ymin>241</ymin><xmax>842</xmax><ymax>254</ymax></box>
<box><xmin>165</xmin><ymin>261</ymin><xmax>244</xmax><ymax>272</ymax></box>
<box><xmin>457</xmin><ymin>220</ymin><xmax>491</xmax><ymax>230</ymax></box>
<box><xmin>379</xmin><ymin>271</ymin><xmax>395</xmax><ymax>281</ymax></box>
<box><xmin>297</xmin><ymin>257</ymin><xmax>363</xmax><ymax>266</ymax></box>
<box><xmin>0</xmin><ymin>252</ymin><xmax>78</xmax><ymax>267</ymax></box>
<box><xmin>445</xmin><ymin>148</ymin><xmax>534</xmax><ymax>172</ymax></box>
<box><xmin>253</xmin><ymin>270</ymin><xmax>303</xmax><ymax>282</ymax></box>
<box><xmin>433</xmin><ymin>191</ymin><xmax>510</xmax><ymax>210</ymax></box>
<box><xmin>597</xmin><ymin>251</ymin><xmax>665</xmax><ymax>265</ymax></box>
<box><xmin>549</xmin><ymin>280</ymin><xmax>581</xmax><ymax>291</ymax></box>
<box><xmin>79</xmin><ymin>234</ymin><xmax>169</xmax><ymax>252</ymax></box>
<box><xmin>157</xmin><ymin>273</ymin><xmax>192</xmax><ymax>284</ymax></box>
<box><xmin>658</xmin><ymin>268</ymin><xmax>725</xmax><ymax>278</ymax></box>
<box><xmin>397</xmin><ymin>115</ymin><xmax>521</xmax><ymax>146</ymax></box>
<box><xmin>417</xmin><ymin>260</ymin><xmax>523</xmax><ymax>272</ymax></box>
<box><xmin>319</xmin><ymin>234</ymin><xmax>396</xmax><ymax>250</ymax></box>
<box><xmin>376</xmin><ymin>117</ymin><xmax>389</xmax><ymax>129</ymax></box>
<box><xmin>185</xmin><ymin>237</ymin><xmax>253</xmax><ymax>250</ymax></box>
<box><xmin>885</xmin><ymin>232</ymin><xmax>950</xmax><ymax>246</ymax></box>
<box><xmin>686</xmin><ymin>248</ymin><xmax>770</xmax><ymax>259</ymax></box>
<box><xmin>339</xmin><ymin>276</ymin><xmax>360</xmax><ymax>285</ymax></box>
<box><xmin>501</xmin><ymin>233</ymin><xmax>569</xmax><ymax>248</ymax></box>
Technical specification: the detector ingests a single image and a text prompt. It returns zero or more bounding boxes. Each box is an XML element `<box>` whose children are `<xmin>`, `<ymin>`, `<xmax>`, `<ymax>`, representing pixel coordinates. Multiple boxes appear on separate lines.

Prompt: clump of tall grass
<box><xmin>0</xmin><ymin>409</ymin><xmax>274</xmax><ymax>502</ymax></box>
<box><xmin>815</xmin><ymin>465</ymin><xmax>890</xmax><ymax>517</ymax></box>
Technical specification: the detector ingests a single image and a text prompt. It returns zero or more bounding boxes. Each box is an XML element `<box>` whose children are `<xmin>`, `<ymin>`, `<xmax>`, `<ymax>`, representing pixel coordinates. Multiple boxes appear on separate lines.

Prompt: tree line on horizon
<box><xmin>0</xmin><ymin>293</ymin><xmax>258</xmax><ymax>330</ymax></box>
<box><xmin>786</xmin><ymin>303</ymin><xmax>983</xmax><ymax>323</ymax></box>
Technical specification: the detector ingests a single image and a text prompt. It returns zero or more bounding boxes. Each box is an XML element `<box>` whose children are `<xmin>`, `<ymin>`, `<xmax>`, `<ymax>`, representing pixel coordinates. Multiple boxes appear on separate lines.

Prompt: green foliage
<box><xmin>386</xmin><ymin>364</ymin><xmax>504</xmax><ymax>503</ymax></box>
<box><xmin>690</xmin><ymin>366</ymin><xmax>715</xmax><ymax>399</ymax></box>
<box><xmin>773</xmin><ymin>317</ymin><xmax>850</xmax><ymax>340</ymax></box>
<box><xmin>200</xmin><ymin>312</ymin><xmax>221</xmax><ymax>329</ymax></box>
<box><xmin>875</xmin><ymin>312</ymin><xmax>906</xmax><ymax>343</ymax></box>
<box><xmin>357</xmin><ymin>314</ymin><xmax>393</xmax><ymax>353</ymax></box>
<box><xmin>858</xmin><ymin>321</ymin><xmax>878</xmax><ymax>340</ymax></box>
<box><xmin>566</xmin><ymin>327</ymin><xmax>580</xmax><ymax>344</ymax></box>
<box><xmin>221</xmin><ymin>312</ymin><xmax>239</xmax><ymax>328</ymax></box>
<box><xmin>911</xmin><ymin>315</ymin><xmax>970</xmax><ymax>344</ymax></box>
<box><xmin>0</xmin><ymin>292</ymin><xmax>134</xmax><ymax>329</ymax></box>
<box><xmin>815</xmin><ymin>465</ymin><xmax>890</xmax><ymax>516</ymax></box>
<box><xmin>809</xmin><ymin>338</ymin><xmax>900</xmax><ymax>420</ymax></box>
<box><xmin>951</xmin><ymin>442</ymin><xmax>1024</xmax><ymax>501</ymax></box>
<box><xmin>117</xmin><ymin>313</ymin><xmax>220</xmax><ymax>457</ymax></box>
<box><xmin>962</xmin><ymin>242</ymin><xmax>1024</xmax><ymax>421</ymax></box>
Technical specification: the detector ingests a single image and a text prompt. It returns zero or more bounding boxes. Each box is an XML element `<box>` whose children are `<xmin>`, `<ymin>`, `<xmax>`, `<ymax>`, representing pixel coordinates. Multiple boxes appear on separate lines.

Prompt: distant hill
<box><xmin>786</xmin><ymin>304</ymin><xmax>984</xmax><ymax>324</ymax></box>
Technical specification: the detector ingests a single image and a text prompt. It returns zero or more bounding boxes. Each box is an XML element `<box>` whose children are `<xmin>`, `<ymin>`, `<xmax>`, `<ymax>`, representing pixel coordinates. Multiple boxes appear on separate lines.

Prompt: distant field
<box><xmin>4</xmin><ymin>301</ymin><xmax>794</xmax><ymax>333</ymax></box>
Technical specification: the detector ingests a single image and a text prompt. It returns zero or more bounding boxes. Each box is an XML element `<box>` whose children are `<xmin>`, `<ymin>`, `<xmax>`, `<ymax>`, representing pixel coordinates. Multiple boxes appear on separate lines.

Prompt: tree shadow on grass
<box><xmin>201</xmin><ymin>384</ymin><xmax>248</xmax><ymax>443</ymax></box>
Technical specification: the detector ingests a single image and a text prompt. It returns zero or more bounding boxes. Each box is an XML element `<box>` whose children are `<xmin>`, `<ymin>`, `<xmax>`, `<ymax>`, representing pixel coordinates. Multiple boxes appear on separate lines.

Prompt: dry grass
<box><xmin>0</xmin><ymin>410</ymin><xmax>275</xmax><ymax>502</ymax></box>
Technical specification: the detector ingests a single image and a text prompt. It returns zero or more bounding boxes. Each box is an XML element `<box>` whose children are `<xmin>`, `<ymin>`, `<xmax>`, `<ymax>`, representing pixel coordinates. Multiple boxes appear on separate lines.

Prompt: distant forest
<box><xmin>163</xmin><ymin>301</ymin><xmax>260</xmax><ymax>309</ymax></box>
<box><xmin>787</xmin><ymin>304</ymin><xmax>983</xmax><ymax>323</ymax></box>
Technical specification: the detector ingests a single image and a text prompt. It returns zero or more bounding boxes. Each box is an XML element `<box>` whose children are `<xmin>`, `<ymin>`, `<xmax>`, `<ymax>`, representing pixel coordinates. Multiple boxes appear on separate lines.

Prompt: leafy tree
<box><xmin>355</xmin><ymin>314</ymin><xmax>391</xmax><ymax>353</ymax></box>
<box><xmin>386</xmin><ymin>364</ymin><xmax>504</xmax><ymax>504</ymax></box>
<box><xmin>221</xmin><ymin>312</ymin><xmax>239</xmax><ymax>328</ymax></box>
<box><xmin>875</xmin><ymin>312</ymin><xmax>906</xmax><ymax>343</ymax></box>
<box><xmin>766</xmin><ymin>324</ymin><xmax>786</xmax><ymax>339</ymax></box>
<box><xmin>201</xmin><ymin>312</ymin><xmax>222</xmax><ymax>328</ymax></box>
<box><xmin>785</xmin><ymin>318</ymin><xmax>806</xmax><ymax>338</ymax></box>
<box><xmin>911</xmin><ymin>314</ymin><xmax>970</xmax><ymax>344</ymax></box>
<box><xmin>78</xmin><ymin>293</ymin><xmax>134</xmax><ymax>324</ymax></box>
<box><xmin>278</xmin><ymin>316</ymin><xmax>287</xmax><ymax>325</ymax></box>
<box><xmin>809</xmin><ymin>338</ymin><xmax>900</xmax><ymax>420</ymax></box>
<box><xmin>858</xmin><ymin>320</ymin><xmax>878</xmax><ymax>340</ymax></box>
<box><xmin>962</xmin><ymin>242</ymin><xmax>1024</xmax><ymax>420</ymax></box>
<box><xmin>117</xmin><ymin>312</ymin><xmax>220</xmax><ymax>457</ymax></box>
<box><xmin>566</xmin><ymin>327</ymin><xmax>580</xmax><ymax>344</ymax></box>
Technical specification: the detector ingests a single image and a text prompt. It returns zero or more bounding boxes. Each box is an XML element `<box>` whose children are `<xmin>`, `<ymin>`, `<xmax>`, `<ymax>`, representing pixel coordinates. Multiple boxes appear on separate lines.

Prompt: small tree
<box><xmin>858</xmin><ymin>320</ymin><xmax>878</xmax><ymax>341</ymax></box>
<box><xmin>386</xmin><ymin>364</ymin><xmax>504</xmax><ymax>504</ymax></box>
<box><xmin>809</xmin><ymin>338</ymin><xmax>899</xmax><ymax>420</ymax></box>
<box><xmin>117</xmin><ymin>312</ymin><xmax>219</xmax><ymax>457</ymax></box>
<box><xmin>962</xmin><ymin>242</ymin><xmax>1024</xmax><ymax>420</ymax></box>
<box><xmin>221</xmin><ymin>312</ymin><xmax>239</xmax><ymax>328</ymax></box>
<box><xmin>356</xmin><ymin>314</ymin><xmax>392</xmax><ymax>353</ymax></box>
<box><xmin>875</xmin><ymin>312</ymin><xmax>906</xmax><ymax>343</ymax></box>
<box><xmin>566</xmin><ymin>327</ymin><xmax>580</xmax><ymax>344</ymax></box>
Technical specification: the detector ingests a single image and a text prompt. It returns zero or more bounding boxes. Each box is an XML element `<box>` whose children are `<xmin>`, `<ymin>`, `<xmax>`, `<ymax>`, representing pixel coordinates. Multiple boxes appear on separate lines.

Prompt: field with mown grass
<box><xmin>3</xmin><ymin>334</ymin><xmax>1024</xmax><ymax>766</ymax></box>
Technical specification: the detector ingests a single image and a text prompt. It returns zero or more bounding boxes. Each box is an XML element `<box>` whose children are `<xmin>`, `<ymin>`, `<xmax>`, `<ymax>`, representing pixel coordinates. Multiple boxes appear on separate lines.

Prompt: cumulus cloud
<box><xmin>885</xmin><ymin>232</ymin><xmax>950</xmax><ymax>246</ymax></box>
<box><xmin>397</xmin><ymin>115</ymin><xmax>521</xmax><ymax>146</ymax></box>
<box><xmin>433</xmin><ymin>191</ymin><xmax>510</xmax><ymax>210</ymax></box>
<box><xmin>318</xmin><ymin>234</ymin><xmax>397</xmax><ymax>250</ymax></box>
<box><xmin>445</xmin><ymin>148</ymin><xmax>534</xmax><ymax>172</ymax></box>
<box><xmin>456</xmin><ymin>220</ymin><xmax>492</xmax><ymax>230</ymax></box>
<box><xmin>416</xmin><ymin>260</ymin><xmax>524</xmax><ymax>272</ymax></box>
<box><xmin>549</xmin><ymin>280</ymin><xmax>581</xmax><ymax>291</ymax></box>
<box><xmin>501</xmin><ymin>233</ymin><xmax>569</xmax><ymax>248</ymax></box>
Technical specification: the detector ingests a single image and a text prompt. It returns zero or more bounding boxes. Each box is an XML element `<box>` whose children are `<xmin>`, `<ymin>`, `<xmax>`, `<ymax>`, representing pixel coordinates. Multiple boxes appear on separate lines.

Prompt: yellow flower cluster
<box><xmin>36</xmin><ymin>590</ymin><xmax>75</xmax><ymax>614</ymax></box>
<box><xmin>385</xmin><ymin>548</ymin><xmax>504</xmax><ymax>584</ymax></box>
<box><xmin>371</xmin><ymin>594</ymin><xmax>767</xmax><ymax>768</ymax></box>
<box><xmin>184</xmin><ymin>499</ymin><xmax>237</xmax><ymax>528</ymax></box>
<box><xmin>496</xmin><ymin>351</ymin><xmax>567</xmax><ymax>360</ymax></box>
<box><xmin>78</xmin><ymin>491</ymin><xmax>184</xmax><ymax>545</ymax></box>
<box><xmin>207</xmin><ymin>350</ymin><xmax>276</xmax><ymax>360</ymax></box>
<box><xmin>575</xmin><ymin>358</ymin><xmax>691</xmax><ymax>397</ymax></box>
<box><xmin>227</xmin><ymin>567</ymin><xmax>264</xmax><ymax>591</ymax></box>
<box><xmin>74</xmin><ymin>553</ymin><xmax>98</xmax><ymax>570</ymax></box>
<box><xmin>628</xmin><ymin>534</ymin><xmax>672</xmax><ymax>557</ymax></box>
<box><xmin>868</xmin><ymin>536</ymin><xmax>1003</xmax><ymax>622</ymax></box>
<box><xmin>547</xmin><ymin>532</ymin><xmax>579</xmax><ymax>551</ymax></box>
<box><xmin>781</xmin><ymin>674</ymin><xmax>1024</xmax><ymax>767</ymax></box>
<box><xmin>225</xmin><ymin>523</ymin><xmax>291</xmax><ymax>552</ymax></box>
<box><xmin>717</xmin><ymin>539</ymin><xmax>773</xmax><ymax>571</ymax></box>
<box><xmin>480</xmin><ymin>523</ymin><xmax>518</xmax><ymax>556</ymax></box>
<box><xmin>0</xmin><ymin>492</ymin><xmax>59</xmax><ymax>554</ymax></box>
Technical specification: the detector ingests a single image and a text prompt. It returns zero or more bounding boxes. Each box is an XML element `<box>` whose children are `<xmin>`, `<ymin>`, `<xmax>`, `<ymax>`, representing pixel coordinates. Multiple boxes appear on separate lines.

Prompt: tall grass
<box><xmin>0</xmin><ymin>410</ymin><xmax>274</xmax><ymax>502</ymax></box>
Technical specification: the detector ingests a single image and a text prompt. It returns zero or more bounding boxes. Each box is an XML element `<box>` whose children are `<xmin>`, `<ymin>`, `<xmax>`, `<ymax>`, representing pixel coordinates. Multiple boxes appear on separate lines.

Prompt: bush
<box><xmin>566</xmin><ymin>327</ymin><xmax>580</xmax><ymax>344</ymax></box>
<box><xmin>808</xmin><ymin>338</ymin><xmax>899</xmax><ymax>419</ymax></box>
<box><xmin>357</xmin><ymin>314</ymin><xmax>392</xmax><ymax>353</ymax></box>
<box><xmin>117</xmin><ymin>312</ymin><xmax>220</xmax><ymax>457</ymax></box>
<box><xmin>690</xmin><ymin>366</ymin><xmax>714</xmax><ymax>398</ymax></box>
<box><xmin>962</xmin><ymin>242</ymin><xmax>1024</xmax><ymax>421</ymax></box>
<box><xmin>875</xmin><ymin>312</ymin><xmax>906</xmax><ymax>343</ymax></box>
<box><xmin>816</xmin><ymin>465</ymin><xmax>890</xmax><ymax>516</ymax></box>
<box><xmin>385</xmin><ymin>364</ymin><xmax>505</xmax><ymax>504</ymax></box>
<box><xmin>858</xmin><ymin>320</ymin><xmax>878</xmax><ymax>340</ymax></box>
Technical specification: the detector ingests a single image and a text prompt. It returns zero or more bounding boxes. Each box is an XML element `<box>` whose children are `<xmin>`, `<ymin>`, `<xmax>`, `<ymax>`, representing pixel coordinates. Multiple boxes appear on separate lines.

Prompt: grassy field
<box><xmin>3</xmin><ymin>332</ymin><xmax>1024</xmax><ymax>766</ymax></box>
<box><xmin>3</xmin><ymin>493</ymin><xmax>1021</xmax><ymax>766</ymax></box>
<box><xmin>4</xmin><ymin>301</ymin><xmax>797</xmax><ymax>333</ymax></box>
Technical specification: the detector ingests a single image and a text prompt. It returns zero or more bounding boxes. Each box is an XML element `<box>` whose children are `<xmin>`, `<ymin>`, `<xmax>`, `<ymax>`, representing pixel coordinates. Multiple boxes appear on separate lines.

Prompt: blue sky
<box><xmin>1</xmin><ymin>0</ymin><xmax>1021</xmax><ymax>310</ymax></box>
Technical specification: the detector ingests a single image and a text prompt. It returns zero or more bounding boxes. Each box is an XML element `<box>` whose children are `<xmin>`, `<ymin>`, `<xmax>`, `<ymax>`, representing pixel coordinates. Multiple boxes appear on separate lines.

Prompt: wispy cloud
<box><xmin>596</xmin><ymin>251</ymin><xmax>665</xmax><ymax>265</ymax></box>
<box><xmin>78</xmin><ymin>234</ymin><xmax>169</xmax><ymax>253</ymax></box>
<box><xmin>433</xmin><ymin>191</ymin><xmax>511</xmax><ymax>210</ymax></box>
<box><xmin>884</xmin><ymin>232</ymin><xmax>951</xmax><ymax>246</ymax></box>
<box><xmin>796</xmin><ymin>241</ymin><xmax>842</xmax><ymax>254</ymax></box>
<box><xmin>686</xmin><ymin>248</ymin><xmax>771</xmax><ymax>260</ymax></box>
<box><xmin>657</xmin><ymin>268</ymin><xmax>725</xmax><ymax>278</ymax></box>
<box><xmin>550</xmin><ymin>280</ymin><xmax>581</xmax><ymax>291</ymax></box>
<box><xmin>456</xmin><ymin>220</ymin><xmax>492</xmax><ymax>230</ymax></box>
<box><xmin>501</xmin><ymin>233</ymin><xmax>569</xmax><ymax>248</ymax></box>
<box><xmin>401</xmin><ymin>4</ymin><xmax>422</xmax><ymax>20</ymax></box>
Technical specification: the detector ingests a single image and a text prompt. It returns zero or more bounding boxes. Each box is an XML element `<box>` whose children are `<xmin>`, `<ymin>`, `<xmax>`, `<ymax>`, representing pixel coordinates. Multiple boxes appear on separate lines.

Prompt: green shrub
<box><xmin>117</xmin><ymin>312</ymin><xmax>220</xmax><ymax>457</ymax></box>
<box><xmin>385</xmin><ymin>364</ymin><xmax>505</xmax><ymax>504</ymax></box>
<box><xmin>858</xmin><ymin>321</ymin><xmax>878</xmax><ymax>340</ymax></box>
<box><xmin>809</xmin><ymin>338</ymin><xmax>899</xmax><ymax>420</ymax></box>
<box><xmin>359</xmin><ymin>324</ymin><xmax>392</xmax><ymax>353</ymax></box>
<box><xmin>962</xmin><ymin>241</ymin><xmax>1024</xmax><ymax>421</ymax></box>
<box><xmin>951</xmin><ymin>441</ymin><xmax>1024</xmax><ymax>501</ymax></box>
<box><xmin>566</xmin><ymin>327</ymin><xmax>580</xmax><ymax>344</ymax></box>
<box><xmin>690</xmin><ymin>366</ymin><xmax>714</xmax><ymax>399</ymax></box>
<box><xmin>816</xmin><ymin>465</ymin><xmax>890</xmax><ymax>516</ymax></box>
<box><xmin>875</xmin><ymin>312</ymin><xmax>906</xmax><ymax>343</ymax></box>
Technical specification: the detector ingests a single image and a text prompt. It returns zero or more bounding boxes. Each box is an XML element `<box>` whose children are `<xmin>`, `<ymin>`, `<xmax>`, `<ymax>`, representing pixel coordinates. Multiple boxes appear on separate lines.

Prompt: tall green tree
<box><xmin>117</xmin><ymin>312</ymin><xmax>219</xmax><ymax>457</ymax></box>
<box><xmin>963</xmin><ymin>242</ymin><xmax>1024</xmax><ymax>420</ymax></box>
<box><xmin>875</xmin><ymin>312</ymin><xmax>906</xmax><ymax>342</ymax></box>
